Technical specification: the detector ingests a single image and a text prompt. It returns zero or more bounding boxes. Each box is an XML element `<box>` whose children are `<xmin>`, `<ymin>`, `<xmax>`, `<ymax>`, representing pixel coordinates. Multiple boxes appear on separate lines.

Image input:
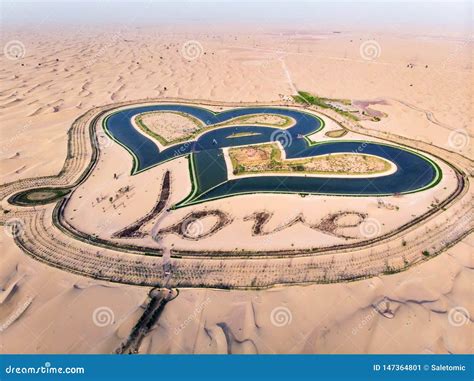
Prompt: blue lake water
<box><xmin>104</xmin><ymin>104</ymin><xmax>441</xmax><ymax>207</ymax></box>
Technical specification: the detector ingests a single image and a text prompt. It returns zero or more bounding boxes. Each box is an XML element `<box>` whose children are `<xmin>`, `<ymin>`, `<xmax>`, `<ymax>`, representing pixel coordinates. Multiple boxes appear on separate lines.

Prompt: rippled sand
<box><xmin>1</xmin><ymin>25</ymin><xmax>472</xmax><ymax>354</ymax></box>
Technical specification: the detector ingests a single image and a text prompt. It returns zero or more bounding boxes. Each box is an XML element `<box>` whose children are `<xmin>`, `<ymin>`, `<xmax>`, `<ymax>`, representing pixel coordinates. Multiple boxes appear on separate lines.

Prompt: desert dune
<box><xmin>1</xmin><ymin>24</ymin><xmax>472</xmax><ymax>354</ymax></box>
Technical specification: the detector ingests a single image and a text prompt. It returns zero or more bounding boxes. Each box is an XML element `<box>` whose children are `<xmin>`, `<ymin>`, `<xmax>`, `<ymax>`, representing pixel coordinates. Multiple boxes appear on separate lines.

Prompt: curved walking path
<box><xmin>1</xmin><ymin>98</ymin><xmax>473</xmax><ymax>289</ymax></box>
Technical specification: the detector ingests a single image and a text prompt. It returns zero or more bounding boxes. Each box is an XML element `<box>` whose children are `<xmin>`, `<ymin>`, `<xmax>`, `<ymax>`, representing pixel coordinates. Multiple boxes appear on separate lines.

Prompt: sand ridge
<box><xmin>1</xmin><ymin>26</ymin><xmax>472</xmax><ymax>355</ymax></box>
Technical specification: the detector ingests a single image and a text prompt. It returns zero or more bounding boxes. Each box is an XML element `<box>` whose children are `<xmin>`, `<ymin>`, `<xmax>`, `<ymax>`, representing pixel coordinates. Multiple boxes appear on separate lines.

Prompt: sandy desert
<box><xmin>0</xmin><ymin>2</ymin><xmax>473</xmax><ymax>355</ymax></box>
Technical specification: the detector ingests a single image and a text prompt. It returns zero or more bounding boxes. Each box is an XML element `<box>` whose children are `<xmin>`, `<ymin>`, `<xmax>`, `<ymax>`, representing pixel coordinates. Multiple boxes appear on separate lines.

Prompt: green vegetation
<box><xmin>229</xmin><ymin>143</ymin><xmax>392</xmax><ymax>176</ymax></box>
<box><xmin>135</xmin><ymin>117</ymin><xmax>169</xmax><ymax>146</ymax></box>
<box><xmin>217</xmin><ymin>114</ymin><xmax>293</xmax><ymax>128</ymax></box>
<box><xmin>135</xmin><ymin>112</ymin><xmax>203</xmax><ymax>146</ymax></box>
<box><xmin>383</xmin><ymin>265</ymin><xmax>399</xmax><ymax>275</ymax></box>
<box><xmin>226</xmin><ymin>132</ymin><xmax>262</xmax><ymax>139</ymax></box>
<box><xmin>293</xmin><ymin>91</ymin><xmax>359</xmax><ymax>121</ymax></box>
<box><xmin>325</xmin><ymin>129</ymin><xmax>348</xmax><ymax>138</ymax></box>
<box><xmin>422</xmin><ymin>250</ymin><xmax>430</xmax><ymax>257</ymax></box>
<box><xmin>293</xmin><ymin>91</ymin><xmax>331</xmax><ymax>108</ymax></box>
<box><xmin>10</xmin><ymin>188</ymin><xmax>71</xmax><ymax>206</ymax></box>
<box><xmin>136</xmin><ymin>112</ymin><xmax>293</xmax><ymax>147</ymax></box>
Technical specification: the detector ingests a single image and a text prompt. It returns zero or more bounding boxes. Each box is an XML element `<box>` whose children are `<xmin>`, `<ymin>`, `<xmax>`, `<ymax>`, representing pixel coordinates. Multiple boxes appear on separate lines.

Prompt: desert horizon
<box><xmin>0</xmin><ymin>1</ymin><xmax>472</xmax><ymax>372</ymax></box>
